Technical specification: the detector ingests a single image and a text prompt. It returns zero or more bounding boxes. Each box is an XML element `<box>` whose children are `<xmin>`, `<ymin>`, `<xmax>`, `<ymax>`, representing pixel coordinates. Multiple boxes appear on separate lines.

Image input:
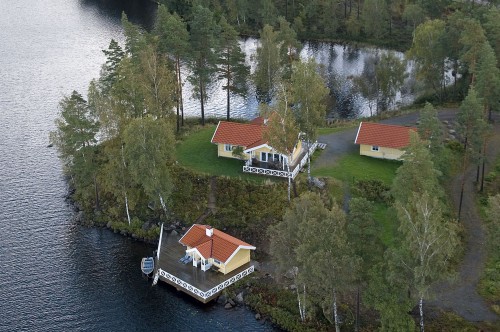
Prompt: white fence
<box><xmin>243</xmin><ymin>142</ymin><xmax>317</xmax><ymax>180</ymax></box>
<box><xmin>156</xmin><ymin>265</ymin><xmax>255</xmax><ymax>300</ymax></box>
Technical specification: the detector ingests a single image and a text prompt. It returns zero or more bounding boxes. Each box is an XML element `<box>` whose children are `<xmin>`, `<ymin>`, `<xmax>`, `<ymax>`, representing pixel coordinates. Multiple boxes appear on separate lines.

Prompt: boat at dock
<box><xmin>141</xmin><ymin>257</ymin><xmax>154</xmax><ymax>276</ymax></box>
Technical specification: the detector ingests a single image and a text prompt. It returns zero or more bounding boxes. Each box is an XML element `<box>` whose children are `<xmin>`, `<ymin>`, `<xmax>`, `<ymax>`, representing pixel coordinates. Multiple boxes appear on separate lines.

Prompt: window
<box><xmin>261</xmin><ymin>152</ymin><xmax>267</xmax><ymax>162</ymax></box>
<box><xmin>371</xmin><ymin>146</ymin><xmax>379</xmax><ymax>152</ymax></box>
<box><xmin>224</xmin><ymin>144</ymin><xmax>233</xmax><ymax>152</ymax></box>
<box><xmin>213</xmin><ymin>259</ymin><xmax>221</xmax><ymax>265</ymax></box>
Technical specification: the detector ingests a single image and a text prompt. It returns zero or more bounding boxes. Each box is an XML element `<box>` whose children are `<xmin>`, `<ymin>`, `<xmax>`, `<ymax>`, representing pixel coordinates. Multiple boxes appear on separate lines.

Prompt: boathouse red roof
<box><xmin>179</xmin><ymin>224</ymin><xmax>255</xmax><ymax>263</ymax></box>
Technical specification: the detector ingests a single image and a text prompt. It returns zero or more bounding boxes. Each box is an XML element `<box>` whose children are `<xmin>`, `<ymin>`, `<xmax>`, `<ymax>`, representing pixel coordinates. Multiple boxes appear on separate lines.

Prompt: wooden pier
<box><xmin>153</xmin><ymin>225</ymin><xmax>255</xmax><ymax>303</ymax></box>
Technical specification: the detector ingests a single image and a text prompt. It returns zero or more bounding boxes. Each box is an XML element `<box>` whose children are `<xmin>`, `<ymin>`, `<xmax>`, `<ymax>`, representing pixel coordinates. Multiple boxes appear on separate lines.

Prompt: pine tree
<box><xmin>187</xmin><ymin>5</ymin><xmax>219</xmax><ymax>126</ymax></box>
<box><xmin>217</xmin><ymin>17</ymin><xmax>250</xmax><ymax>120</ymax></box>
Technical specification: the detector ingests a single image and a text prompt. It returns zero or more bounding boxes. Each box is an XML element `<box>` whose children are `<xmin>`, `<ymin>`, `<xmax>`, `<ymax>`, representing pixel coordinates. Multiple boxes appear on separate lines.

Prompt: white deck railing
<box><xmin>243</xmin><ymin>142</ymin><xmax>317</xmax><ymax>180</ymax></box>
<box><xmin>156</xmin><ymin>265</ymin><xmax>255</xmax><ymax>300</ymax></box>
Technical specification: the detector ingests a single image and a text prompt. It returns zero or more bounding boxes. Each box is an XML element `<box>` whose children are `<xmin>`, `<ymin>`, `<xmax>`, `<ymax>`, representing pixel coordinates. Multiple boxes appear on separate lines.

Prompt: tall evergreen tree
<box><xmin>154</xmin><ymin>5</ymin><xmax>190</xmax><ymax>131</ymax></box>
<box><xmin>407</xmin><ymin>19</ymin><xmax>447</xmax><ymax>100</ymax></box>
<box><xmin>188</xmin><ymin>5</ymin><xmax>219</xmax><ymax>126</ymax></box>
<box><xmin>217</xmin><ymin>17</ymin><xmax>250</xmax><ymax>120</ymax></box>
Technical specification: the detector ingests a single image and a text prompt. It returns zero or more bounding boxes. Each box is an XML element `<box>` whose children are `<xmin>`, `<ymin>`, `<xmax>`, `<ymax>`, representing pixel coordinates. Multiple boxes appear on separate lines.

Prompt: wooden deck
<box><xmin>154</xmin><ymin>230</ymin><xmax>255</xmax><ymax>303</ymax></box>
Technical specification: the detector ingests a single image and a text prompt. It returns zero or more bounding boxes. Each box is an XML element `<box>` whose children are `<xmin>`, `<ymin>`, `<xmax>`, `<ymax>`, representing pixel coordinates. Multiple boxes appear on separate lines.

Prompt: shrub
<box><xmin>353</xmin><ymin>179</ymin><xmax>391</xmax><ymax>202</ymax></box>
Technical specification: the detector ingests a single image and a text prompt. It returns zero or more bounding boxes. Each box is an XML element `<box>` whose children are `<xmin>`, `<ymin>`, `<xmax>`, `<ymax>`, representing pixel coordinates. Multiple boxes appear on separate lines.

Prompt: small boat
<box><xmin>141</xmin><ymin>257</ymin><xmax>154</xmax><ymax>276</ymax></box>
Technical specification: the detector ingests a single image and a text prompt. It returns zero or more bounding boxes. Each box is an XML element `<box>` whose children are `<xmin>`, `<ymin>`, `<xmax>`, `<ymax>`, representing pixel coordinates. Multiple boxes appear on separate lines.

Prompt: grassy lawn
<box><xmin>176</xmin><ymin>126</ymin><xmax>267</xmax><ymax>181</ymax></box>
<box><xmin>312</xmin><ymin>153</ymin><xmax>401</xmax><ymax>248</ymax></box>
<box><xmin>312</xmin><ymin>152</ymin><xmax>401</xmax><ymax>186</ymax></box>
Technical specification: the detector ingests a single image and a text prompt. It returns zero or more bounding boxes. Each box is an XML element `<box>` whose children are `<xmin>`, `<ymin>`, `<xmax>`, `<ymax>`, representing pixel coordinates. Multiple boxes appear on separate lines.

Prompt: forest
<box><xmin>51</xmin><ymin>0</ymin><xmax>500</xmax><ymax>331</ymax></box>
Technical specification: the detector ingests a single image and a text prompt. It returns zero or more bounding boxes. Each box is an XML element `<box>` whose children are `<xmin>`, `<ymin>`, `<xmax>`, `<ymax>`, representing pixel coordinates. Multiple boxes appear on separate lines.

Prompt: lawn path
<box><xmin>313</xmin><ymin>109</ymin><xmax>499</xmax><ymax>323</ymax></box>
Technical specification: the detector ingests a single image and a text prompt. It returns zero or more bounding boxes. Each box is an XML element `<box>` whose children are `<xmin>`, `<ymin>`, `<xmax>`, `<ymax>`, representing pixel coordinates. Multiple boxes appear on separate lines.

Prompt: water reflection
<box><xmin>79</xmin><ymin>0</ymin><xmax>157</xmax><ymax>29</ymax></box>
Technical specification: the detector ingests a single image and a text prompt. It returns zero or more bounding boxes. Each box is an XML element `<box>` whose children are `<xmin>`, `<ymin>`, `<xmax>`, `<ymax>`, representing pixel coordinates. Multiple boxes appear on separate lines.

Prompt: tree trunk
<box><xmin>333</xmin><ymin>290</ymin><xmax>340</xmax><ymax>332</ymax></box>
<box><xmin>93</xmin><ymin>174</ymin><xmax>100</xmax><ymax>212</ymax></box>
<box><xmin>307</xmin><ymin>139</ymin><xmax>312</xmax><ymax>181</ymax></box>
<box><xmin>295</xmin><ymin>283</ymin><xmax>306</xmax><ymax>321</ymax></box>
<box><xmin>125</xmin><ymin>194</ymin><xmax>131</xmax><ymax>225</ymax></box>
<box><xmin>355</xmin><ymin>287</ymin><xmax>360</xmax><ymax>332</ymax></box>
<box><xmin>419</xmin><ymin>297</ymin><xmax>425</xmax><ymax>332</ymax></box>
<box><xmin>199</xmin><ymin>76</ymin><xmax>205</xmax><ymax>126</ymax></box>
<box><xmin>227</xmin><ymin>64</ymin><xmax>231</xmax><ymax>121</ymax></box>
<box><xmin>159</xmin><ymin>193</ymin><xmax>168</xmax><ymax>217</ymax></box>
<box><xmin>287</xmin><ymin>159</ymin><xmax>291</xmax><ymax>202</ymax></box>
<box><xmin>177</xmin><ymin>59</ymin><xmax>184</xmax><ymax>127</ymax></box>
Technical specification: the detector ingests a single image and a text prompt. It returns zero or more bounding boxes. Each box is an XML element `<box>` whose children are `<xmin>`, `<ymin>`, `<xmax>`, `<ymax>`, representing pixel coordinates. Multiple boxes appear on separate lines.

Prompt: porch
<box><xmin>243</xmin><ymin>141</ymin><xmax>318</xmax><ymax>179</ymax></box>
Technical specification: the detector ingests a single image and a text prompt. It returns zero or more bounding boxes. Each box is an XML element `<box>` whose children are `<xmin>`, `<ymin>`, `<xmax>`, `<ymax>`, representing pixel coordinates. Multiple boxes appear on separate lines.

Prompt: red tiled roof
<box><xmin>211</xmin><ymin>120</ymin><xmax>267</xmax><ymax>148</ymax></box>
<box><xmin>179</xmin><ymin>224</ymin><xmax>255</xmax><ymax>263</ymax></box>
<box><xmin>354</xmin><ymin>122</ymin><xmax>417</xmax><ymax>149</ymax></box>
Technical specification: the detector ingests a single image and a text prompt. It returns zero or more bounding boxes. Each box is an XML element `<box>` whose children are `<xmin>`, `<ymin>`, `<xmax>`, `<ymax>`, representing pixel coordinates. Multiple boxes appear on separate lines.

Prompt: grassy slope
<box><xmin>313</xmin><ymin>152</ymin><xmax>401</xmax><ymax>247</ymax></box>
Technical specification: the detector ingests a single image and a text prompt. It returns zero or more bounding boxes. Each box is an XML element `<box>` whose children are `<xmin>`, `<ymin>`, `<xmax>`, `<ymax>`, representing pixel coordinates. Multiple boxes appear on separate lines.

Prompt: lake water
<box><xmin>0</xmin><ymin>0</ymin><xmax>274</xmax><ymax>331</ymax></box>
<box><xmin>0</xmin><ymin>1</ymin><xmax>415</xmax><ymax>330</ymax></box>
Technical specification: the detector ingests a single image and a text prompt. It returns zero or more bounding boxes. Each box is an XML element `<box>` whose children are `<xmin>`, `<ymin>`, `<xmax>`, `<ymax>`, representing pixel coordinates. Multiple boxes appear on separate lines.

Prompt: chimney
<box><xmin>205</xmin><ymin>225</ymin><xmax>213</xmax><ymax>237</ymax></box>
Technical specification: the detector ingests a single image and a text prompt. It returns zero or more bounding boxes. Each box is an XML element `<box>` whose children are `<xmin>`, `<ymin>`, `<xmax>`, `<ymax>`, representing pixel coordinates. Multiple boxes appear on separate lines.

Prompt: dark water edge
<box><xmin>0</xmin><ymin>0</ymin><xmax>276</xmax><ymax>330</ymax></box>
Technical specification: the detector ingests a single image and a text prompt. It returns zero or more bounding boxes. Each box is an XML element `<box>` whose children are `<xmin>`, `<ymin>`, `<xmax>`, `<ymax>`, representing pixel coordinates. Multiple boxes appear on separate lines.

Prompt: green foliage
<box><xmin>479</xmin><ymin>194</ymin><xmax>500</xmax><ymax>303</ymax></box>
<box><xmin>353</xmin><ymin>179</ymin><xmax>390</xmax><ymax>202</ymax></box>
<box><xmin>253</xmin><ymin>24</ymin><xmax>281</xmax><ymax>103</ymax></box>
<box><xmin>231</xmin><ymin>146</ymin><xmax>245</xmax><ymax>159</ymax></box>
<box><xmin>407</xmin><ymin>19</ymin><xmax>447</xmax><ymax>101</ymax></box>
<box><xmin>217</xmin><ymin>16</ymin><xmax>250</xmax><ymax>120</ymax></box>
<box><xmin>188</xmin><ymin>5</ymin><xmax>219</xmax><ymax>125</ymax></box>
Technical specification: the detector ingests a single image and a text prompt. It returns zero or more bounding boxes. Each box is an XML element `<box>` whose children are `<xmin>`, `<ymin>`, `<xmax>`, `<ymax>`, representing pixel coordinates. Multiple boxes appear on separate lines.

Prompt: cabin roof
<box><xmin>211</xmin><ymin>120</ymin><xmax>266</xmax><ymax>148</ymax></box>
<box><xmin>179</xmin><ymin>224</ymin><xmax>255</xmax><ymax>263</ymax></box>
<box><xmin>354</xmin><ymin>122</ymin><xmax>417</xmax><ymax>149</ymax></box>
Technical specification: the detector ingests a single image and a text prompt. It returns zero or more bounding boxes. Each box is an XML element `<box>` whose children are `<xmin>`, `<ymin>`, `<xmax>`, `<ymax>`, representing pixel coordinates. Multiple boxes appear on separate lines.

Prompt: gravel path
<box><xmin>313</xmin><ymin>109</ymin><xmax>499</xmax><ymax>323</ymax></box>
<box><xmin>428</xmin><ymin>114</ymin><xmax>500</xmax><ymax>323</ymax></box>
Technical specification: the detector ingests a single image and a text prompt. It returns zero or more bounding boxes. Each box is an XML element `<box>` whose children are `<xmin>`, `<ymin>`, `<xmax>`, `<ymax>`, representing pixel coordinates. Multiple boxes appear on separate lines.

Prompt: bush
<box><xmin>353</xmin><ymin>179</ymin><xmax>391</xmax><ymax>202</ymax></box>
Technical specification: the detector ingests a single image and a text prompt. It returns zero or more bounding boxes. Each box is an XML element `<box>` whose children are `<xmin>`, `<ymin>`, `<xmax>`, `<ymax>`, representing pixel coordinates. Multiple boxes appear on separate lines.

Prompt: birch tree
<box><xmin>392</xmin><ymin>133</ymin><xmax>460</xmax><ymax>332</ymax></box>
<box><xmin>253</xmin><ymin>24</ymin><xmax>281</xmax><ymax>103</ymax></box>
<box><xmin>123</xmin><ymin>117</ymin><xmax>174</xmax><ymax>217</ymax></box>
<box><xmin>261</xmin><ymin>79</ymin><xmax>299</xmax><ymax>201</ymax></box>
<box><xmin>289</xmin><ymin>59</ymin><xmax>328</xmax><ymax>180</ymax></box>
<box><xmin>296</xmin><ymin>192</ymin><xmax>358</xmax><ymax>331</ymax></box>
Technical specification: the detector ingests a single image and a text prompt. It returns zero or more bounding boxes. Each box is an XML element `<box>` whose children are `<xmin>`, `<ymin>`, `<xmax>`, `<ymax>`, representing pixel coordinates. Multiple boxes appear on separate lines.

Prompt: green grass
<box><xmin>373</xmin><ymin>202</ymin><xmax>398</xmax><ymax>248</ymax></box>
<box><xmin>176</xmin><ymin>126</ymin><xmax>266</xmax><ymax>181</ymax></box>
<box><xmin>312</xmin><ymin>153</ymin><xmax>401</xmax><ymax>248</ymax></box>
<box><xmin>312</xmin><ymin>153</ymin><xmax>401</xmax><ymax>186</ymax></box>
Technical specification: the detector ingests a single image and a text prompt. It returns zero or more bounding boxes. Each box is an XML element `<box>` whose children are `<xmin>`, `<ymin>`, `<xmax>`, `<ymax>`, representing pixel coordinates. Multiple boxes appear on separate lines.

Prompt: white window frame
<box><xmin>371</xmin><ymin>145</ymin><xmax>379</xmax><ymax>152</ymax></box>
<box><xmin>224</xmin><ymin>144</ymin><xmax>233</xmax><ymax>152</ymax></box>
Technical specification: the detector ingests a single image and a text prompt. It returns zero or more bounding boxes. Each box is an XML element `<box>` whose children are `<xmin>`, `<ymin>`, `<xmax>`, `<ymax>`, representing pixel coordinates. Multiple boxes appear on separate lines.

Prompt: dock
<box><xmin>153</xmin><ymin>225</ymin><xmax>255</xmax><ymax>303</ymax></box>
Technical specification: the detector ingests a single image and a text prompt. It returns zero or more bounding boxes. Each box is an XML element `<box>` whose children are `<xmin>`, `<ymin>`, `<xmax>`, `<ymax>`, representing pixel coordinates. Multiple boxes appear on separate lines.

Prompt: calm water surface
<box><xmin>0</xmin><ymin>1</ymin><xmax>414</xmax><ymax>330</ymax></box>
<box><xmin>0</xmin><ymin>1</ymin><xmax>274</xmax><ymax>331</ymax></box>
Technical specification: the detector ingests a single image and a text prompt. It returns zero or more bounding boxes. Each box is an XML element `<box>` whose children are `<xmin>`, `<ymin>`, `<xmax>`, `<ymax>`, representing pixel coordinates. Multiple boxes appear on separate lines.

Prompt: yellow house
<box><xmin>178</xmin><ymin>224</ymin><xmax>256</xmax><ymax>275</ymax></box>
<box><xmin>211</xmin><ymin>117</ymin><xmax>303</xmax><ymax>172</ymax></box>
<box><xmin>354</xmin><ymin>122</ymin><xmax>417</xmax><ymax>160</ymax></box>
